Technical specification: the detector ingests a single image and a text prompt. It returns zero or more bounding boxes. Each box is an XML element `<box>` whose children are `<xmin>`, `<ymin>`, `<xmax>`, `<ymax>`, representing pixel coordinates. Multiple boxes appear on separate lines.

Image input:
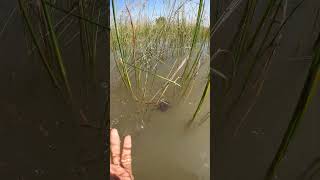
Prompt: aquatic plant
<box><xmin>17</xmin><ymin>0</ymin><xmax>109</xmax><ymax>102</ymax></box>
<box><xmin>18</xmin><ymin>0</ymin><xmax>64</xmax><ymax>96</ymax></box>
<box><xmin>186</xmin><ymin>75</ymin><xmax>210</xmax><ymax>128</ymax></box>
<box><xmin>110</xmin><ymin>0</ymin><xmax>210</xmax><ymax>115</ymax></box>
<box><xmin>265</xmin><ymin>32</ymin><xmax>320</xmax><ymax>180</ymax></box>
<box><xmin>212</xmin><ymin>0</ymin><xmax>319</xmax><ymax>179</ymax></box>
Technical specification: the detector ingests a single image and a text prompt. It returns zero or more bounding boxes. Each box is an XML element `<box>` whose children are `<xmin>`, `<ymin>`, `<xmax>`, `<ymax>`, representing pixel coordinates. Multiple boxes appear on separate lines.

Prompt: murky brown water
<box><xmin>110</xmin><ymin>51</ymin><xmax>210</xmax><ymax>180</ymax></box>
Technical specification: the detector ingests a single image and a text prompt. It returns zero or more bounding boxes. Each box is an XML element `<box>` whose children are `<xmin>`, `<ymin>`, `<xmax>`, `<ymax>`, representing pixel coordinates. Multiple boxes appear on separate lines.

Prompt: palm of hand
<box><xmin>110</xmin><ymin>129</ymin><xmax>134</xmax><ymax>180</ymax></box>
<box><xmin>110</xmin><ymin>164</ymin><xmax>132</xmax><ymax>180</ymax></box>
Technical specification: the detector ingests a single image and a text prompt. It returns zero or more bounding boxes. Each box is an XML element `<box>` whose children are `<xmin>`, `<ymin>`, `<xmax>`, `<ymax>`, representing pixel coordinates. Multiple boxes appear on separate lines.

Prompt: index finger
<box><xmin>110</xmin><ymin>128</ymin><xmax>121</xmax><ymax>165</ymax></box>
<box><xmin>121</xmin><ymin>135</ymin><xmax>133</xmax><ymax>175</ymax></box>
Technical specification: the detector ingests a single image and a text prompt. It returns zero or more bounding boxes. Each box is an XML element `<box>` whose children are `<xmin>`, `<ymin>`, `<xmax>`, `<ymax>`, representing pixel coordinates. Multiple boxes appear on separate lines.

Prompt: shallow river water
<box><xmin>110</xmin><ymin>53</ymin><xmax>210</xmax><ymax>180</ymax></box>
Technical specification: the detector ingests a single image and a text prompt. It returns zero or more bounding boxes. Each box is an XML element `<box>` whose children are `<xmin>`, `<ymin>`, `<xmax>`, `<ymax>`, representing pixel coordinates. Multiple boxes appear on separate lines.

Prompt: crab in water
<box><xmin>146</xmin><ymin>99</ymin><xmax>170</xmax><ymax>112</ymax></box>
<box><xmin>156</xmin><ymin>99</ymin><xmax>170</xmax><ymax>112</ymax></box>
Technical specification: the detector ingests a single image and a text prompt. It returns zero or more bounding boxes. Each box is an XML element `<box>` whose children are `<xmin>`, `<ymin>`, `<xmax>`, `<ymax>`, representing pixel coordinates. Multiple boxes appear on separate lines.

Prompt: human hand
<box><xmin>110</xmin><ymin>129</ymin><xmax>134</xmax><ymax>180</ymax></box>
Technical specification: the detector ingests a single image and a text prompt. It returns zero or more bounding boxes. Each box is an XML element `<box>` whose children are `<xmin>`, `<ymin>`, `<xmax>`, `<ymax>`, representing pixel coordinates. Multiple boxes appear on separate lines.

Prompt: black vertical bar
<box><xmin>210</xmin><ymin>0</ymin><xmax>215</xmax><ymax>179</ymax></box>
<box><xmin>105</xmin><ymin>0</ymin><xmax>110</xmax><ymax>179</ymax></box>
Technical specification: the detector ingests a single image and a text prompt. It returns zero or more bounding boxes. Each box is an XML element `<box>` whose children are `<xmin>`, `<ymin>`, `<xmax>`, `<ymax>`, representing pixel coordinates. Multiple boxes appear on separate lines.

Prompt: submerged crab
<box><xmin>147</xmin><ymin>99</ymin><xmax>170</xmax><ymax>112</ymax></box>
<box><xmin>157</xmin><ymin>99</ymin><xmax>170</xmax><ymax>112</ymax></box>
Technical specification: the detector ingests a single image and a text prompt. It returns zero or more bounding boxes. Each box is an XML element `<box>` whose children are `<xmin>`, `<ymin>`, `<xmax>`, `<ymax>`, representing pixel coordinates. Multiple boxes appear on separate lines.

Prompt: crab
<box><xmin>146</xmin><ymin>99</ymin><xmax>170</xmax><ymax>112</ymax></box>
<box><xmin>156</xmin><ymin>99</ymin><xmax>170</xmax><ymax>112</ymax></box>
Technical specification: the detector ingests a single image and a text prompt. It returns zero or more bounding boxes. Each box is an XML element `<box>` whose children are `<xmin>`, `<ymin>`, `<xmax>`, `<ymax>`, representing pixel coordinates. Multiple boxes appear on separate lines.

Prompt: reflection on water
<box><xmin>110</xmin><ymin>54</ymin><xmax>210</xmax><ymax>180</ymax></box>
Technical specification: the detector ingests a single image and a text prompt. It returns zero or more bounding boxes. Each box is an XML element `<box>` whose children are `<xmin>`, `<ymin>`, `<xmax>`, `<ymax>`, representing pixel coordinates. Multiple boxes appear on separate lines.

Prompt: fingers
<box><xmin>110</xmin><ymin>164</ymin><xmax>130</xmax><ymax>176</ymax></box>
<box><xmin>111</xmin><ymin>164</ymin><xmax>133</xmax><ymax>180</ymax></box>
<box><xmin>110</xmin><ymin>128</ymin><xmax>121</xmax><ymax>165</ymax></box>
<box><xmin>110</xmin><ymin>129</ymin><xmax>134</xmax><ymax>179</ymax></box>
<box><xmin>121</xmin><ymin>135</ymin><xmax>133</xmax><ymax>175</ymax></box>
<box><xmin>110</xmin><ymin>174</ymin><xmax>121</xmax><ymax>180</ymax></box>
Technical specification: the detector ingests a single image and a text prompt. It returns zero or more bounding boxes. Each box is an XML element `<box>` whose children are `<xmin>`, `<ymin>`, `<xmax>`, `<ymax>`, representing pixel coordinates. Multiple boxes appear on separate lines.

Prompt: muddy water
<box><xmin>110</xmin><ymin>52</ymin><xmax>210</xmax><ymax>180</ymax></box>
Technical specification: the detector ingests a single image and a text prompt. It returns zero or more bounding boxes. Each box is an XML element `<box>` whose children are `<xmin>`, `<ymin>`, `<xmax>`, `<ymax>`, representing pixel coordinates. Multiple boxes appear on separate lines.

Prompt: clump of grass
<box><xmin>110</xmin><ymin>0</ymin><xmax>210</xmax><ymax>111</ymax></box>
<box><xmin>213</xmin><ymin>0</ymin><xmax>307</xmax><ymax>131</ymax></box>
<box><xmin>18</xmin><ymin>0</ymin><xmax>107</xmax><ymax>104</ymax></box>
<box><xmin>211</xmin><ymin>0</ymin><xmax>320</xmax><ymax>179</ymax></box>
<box><xmin>18</xmin><ymin>0</ymin><xmax>109</xmax><ymax>128</ymax></box>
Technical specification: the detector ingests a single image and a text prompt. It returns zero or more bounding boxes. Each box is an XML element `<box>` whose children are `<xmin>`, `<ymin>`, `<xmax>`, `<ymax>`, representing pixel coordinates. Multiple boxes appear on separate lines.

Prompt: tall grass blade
<box><xmin>18</xmin><ymin>0</ymin><xmax>63</xmax><ymax>95</ymax></box>
<box><xmin>210</xmin><ymin>0</ymin><xmax>244</xmax><ymax>37</ymax></box>
<box><xmin>228</xmin><ymin>0</ymin><xmax>305</xmax><ymax>116</ymax></box>
<box><xmin>264</xmin><ymin>41</ymin><xmax>320</xmax><ymax>180</ymax></box>
<box><xmin>111</xmin><ymin>0</ymin><xmax>136</xmax><ymax>99</ymax></box>
<box><xmin>266</xmin><ymin>0</ymin><xmax>306</xmax><ymax>51</ymax></box>
<box><xmin>182</xmin><ymin>0</ymin><xmax>203</xmax><ymax>79</ymax></box>
<box><xmin>246</xmin><ymin>0</ymin><xmax>278</xmax><ymax>51</ymax></box>
<box><xmin>196</xmin><ymin>112</ymin><xmax>210</xmax><ymax>127</ymax></box>
<box><xmin>44</xmin><ymin>1</ymin><xmax>109</xmax><ymax>30</ymax></box>
<box><xmin>186</xmin><ymin>76</ymin><xmax>210</xmax><ymax>128</ymax></box>
<box><xmin>233</xmin><ymin>0</ymin><xmax>257</xmax><ymax>69</ymax></box>
<box><xmin>41</xmin><ymin>0</ymin><xmax>73</xmax><ymax>100</ymax></box>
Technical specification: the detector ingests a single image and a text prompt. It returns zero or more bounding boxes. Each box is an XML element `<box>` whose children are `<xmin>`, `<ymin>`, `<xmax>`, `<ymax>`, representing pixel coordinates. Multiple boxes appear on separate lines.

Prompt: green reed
<box><xmin>110</xmin><ymin>0</ymin><xmax>209</xmax><ymax>106</ymax></box>
<box><xmin>265</xmin><ymin>34</ymin><xmax>320</xmax><ymax>180</ymax></box>
<box><xmin>18</xmin><ymin>0</ymin><xmax>63</xmax><ymax>95</ymax></box>
<box><xmin>211</xmin><ymin>0</ymin><xmax>316</xmax><ymax>179</ymax></box>
<box><xmin>40</xmin><ymin>0</ymin><xmax>73</xmax><ymax>100</ymax></box>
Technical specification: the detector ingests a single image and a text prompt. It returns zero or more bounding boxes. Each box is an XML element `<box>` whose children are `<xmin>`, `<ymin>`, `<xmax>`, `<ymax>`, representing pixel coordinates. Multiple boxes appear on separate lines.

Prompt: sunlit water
<box><xmin>110</xmin><ymin>53</ymin><xmax>210</xmax><ymax>180</ymax></box>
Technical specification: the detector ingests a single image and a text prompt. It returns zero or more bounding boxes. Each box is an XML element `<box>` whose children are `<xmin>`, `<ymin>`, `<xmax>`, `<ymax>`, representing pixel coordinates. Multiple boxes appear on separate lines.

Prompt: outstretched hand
<box><xmin>110</xmin><ymin>129</ymin><xmax>134</xmax><ymax>180</ymax></box>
